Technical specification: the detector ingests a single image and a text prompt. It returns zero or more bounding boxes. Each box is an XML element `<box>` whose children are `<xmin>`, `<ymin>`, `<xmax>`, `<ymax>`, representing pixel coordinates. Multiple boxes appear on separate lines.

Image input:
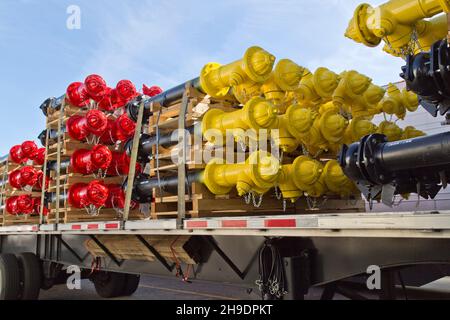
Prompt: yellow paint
<box><xmin>201</xmin><ymin>151</ymin><xmax>280</xmax><ymax>196</ymax></box>
<box><xmin>343</xmin><ymin>117</ymin><xmax>378</xmax><ymax>144</ymax></box>
<box><xmin>199</xmin><ymin>46</ymin><xmax>275</xmax><ymax>99</ymax></box>
<box><xmin>345</xmin><ymin>0</ymin><xmax>450</xmax><ymax>57</ymax></box>
<box><xmin>332</xmin><ymin>70</ymin><xmax>372</xmax><ymax>108</ymax></box>
<box><xmin>401</xmin><ymin>126</ymin><xmax>426</xmax><ymax>139</ymax></box>
<box><xmin>378</xmin><ymin>83</ymin><xmax>419</xmax><ymax>119</ymax></box>
<box><xmin>260</xmin><ymin>59</ymin><xmax>305</xmax><ymax>113</ymax></box>
<box><xmin>201</xmin><ymin>97</ymin><xmax>278</xmax><ymax>144</ymax></box>
<box><xmin>377</xmin><ymin>120</ymin><xmax>403</xmax><ymax>141</ymax></box>
<box><xmin>295</xmin><ymin>68</ymin><xmax>340</xmax><ymax>107</ymax></box>
<box><xmin>350</xmin><ymin>84</ymin><xmax>386</xmax><ymax>118</ymax></box>
<box><xmin>322</xmin><ymin>160</ymin><xmax>359</xmax><ymax>197</ymax></box>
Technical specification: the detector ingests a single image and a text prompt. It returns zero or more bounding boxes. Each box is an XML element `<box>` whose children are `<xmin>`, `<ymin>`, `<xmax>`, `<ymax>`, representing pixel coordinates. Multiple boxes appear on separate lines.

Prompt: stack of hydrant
<box><xmin>126</xmin><ymin>45</ymin><xmax>425</xmax><ymax>210</ymax></box>
<box><xmin>1</xmin><ymin>44</ymin><xmax>426</xmax><ymax>219</ymax></box>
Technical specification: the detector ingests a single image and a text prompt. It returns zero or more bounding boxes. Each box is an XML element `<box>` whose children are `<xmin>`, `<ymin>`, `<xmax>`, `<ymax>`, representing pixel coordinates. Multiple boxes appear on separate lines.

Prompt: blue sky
<box><xmin>0</xmin><ymin>0</ymin><xmax>403</xmax><ymax>155</ymax></box>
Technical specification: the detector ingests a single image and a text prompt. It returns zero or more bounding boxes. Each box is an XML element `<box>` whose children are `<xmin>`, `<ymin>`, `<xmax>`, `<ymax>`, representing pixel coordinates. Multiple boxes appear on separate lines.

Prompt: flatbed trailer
<box><xmin>2</xmin><ymin>210</ymin><xmax>450</xmax><ymax>300</ymax></box>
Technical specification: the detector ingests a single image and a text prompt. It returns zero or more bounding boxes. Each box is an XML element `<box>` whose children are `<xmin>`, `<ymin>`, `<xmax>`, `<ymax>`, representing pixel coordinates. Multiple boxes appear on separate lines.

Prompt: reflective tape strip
<box><xmin>0</xmin><ymin>225</ymin><xmax>39</xmax><ymax>233</ymax></box>
<box><xmin>184</xmin><ymin>215</ymin><xmax>321</xmax><ymax>230</ymax></box>
<box><xmin>58</xmin><ymin>221</ymin><xmax>122</xmax><ymax>231</ymax></box>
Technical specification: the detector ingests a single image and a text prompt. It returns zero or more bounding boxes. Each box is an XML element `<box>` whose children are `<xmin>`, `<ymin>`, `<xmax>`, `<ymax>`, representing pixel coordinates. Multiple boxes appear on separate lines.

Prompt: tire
<box><xmin>0</xmin><ymin>254</ymin><xmax>21</xmax><ymax>300</ymax></box>
<box><xmin>93</xmin><ymin>271</ymin><xmax>127</xmax><ymax>298</ymax></box>
<box><xmin>16</xmin><ymin>253</ymin><xmax>42</xmax><ymax>300</ymax></box>
<box><xmin>121</xmin><ymin>274</ymin><xmax>140</xmax><ymax>296</ymax></box>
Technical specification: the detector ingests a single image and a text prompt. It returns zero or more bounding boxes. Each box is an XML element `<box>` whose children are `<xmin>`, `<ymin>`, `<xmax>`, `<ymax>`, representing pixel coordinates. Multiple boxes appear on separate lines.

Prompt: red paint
<box><xmin>186</xmin><ymin>221</ymin><xmax>208</xmax><ymax>229</ymax></box>
<box><xmin>264</xmin><ymin>219</ymin><xmax>296</xmax><ymax>228</ymax></box>
<box><xmin>221</xmin><ymin>220</ymin><xmax>247</xmax><ymax>228</ymax></box>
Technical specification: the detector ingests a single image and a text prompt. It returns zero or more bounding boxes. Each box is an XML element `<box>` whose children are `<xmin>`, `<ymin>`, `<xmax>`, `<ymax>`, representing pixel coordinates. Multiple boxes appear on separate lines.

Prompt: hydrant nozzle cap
<box><xmin>274</xmin><ymin>59</ymin><xmax>305</xmax><ymax>91</ymax></box>
<box><xmin>345</xmin><ymin>3</ymin><xmax>381</xmax><ymax>47</ymax></box>
<box><xmin>244</xmin><ymin>46</ymin><xmax>276</xmax><ymax>82</ymax></box>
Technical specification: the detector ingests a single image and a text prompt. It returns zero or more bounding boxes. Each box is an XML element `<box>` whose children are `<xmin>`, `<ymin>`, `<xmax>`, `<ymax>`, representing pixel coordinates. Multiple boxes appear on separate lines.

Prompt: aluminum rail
<box><xmin>2</xmin><ymin>210</ymin><xmax>450</xmax><ymax>239</ymax></box>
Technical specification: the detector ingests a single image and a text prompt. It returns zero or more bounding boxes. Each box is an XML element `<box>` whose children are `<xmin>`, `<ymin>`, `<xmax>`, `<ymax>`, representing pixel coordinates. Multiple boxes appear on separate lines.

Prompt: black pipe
<box><xmin>0</xmin><ymin>155</ymin><xmax>8</xmax><ymax>164</ymax></box>
<box><xmin>46</xmin><ymin>192</ymin><xmax>68</xmax><ymax>206</ymax></box>
<box><xmin>125</xmin><ymin>126</ymin><xmax>195</xmax><ymax>162</ymax></box>
<box><xmin>40</xmin><ymin>95</ymin><xmax>65</xmax><ymax>116</ymax></box>
<box><xmin>38</xmin><ymin>128</ymin><xmax>66</xmax><ymax>146</ymax></box>
<box><xmin>400</xmin><ymin>39</ymin><xmax>450</xmax><ymax>116</ymax></box>
<box><xmin>128</xmin><ymin>171</ymin><xmax>203</xmax><ymax>203</ymax></box>
<box><xmin>339</xmin><ymin>132</ymin><xmax>450</xmax><ymax>202</ymax></box>
<box><xmin>46</xmin><ymin>159</ymin><xmax>71</xmax><ymax>173</ymax></box>
<box><xmin>126</xmin><ymin>77</ymin><xmax>202</xmax><ymax>122</ymax></box>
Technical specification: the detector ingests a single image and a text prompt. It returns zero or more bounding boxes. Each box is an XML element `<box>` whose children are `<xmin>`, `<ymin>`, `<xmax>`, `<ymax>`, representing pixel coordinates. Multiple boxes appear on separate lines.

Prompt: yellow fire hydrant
<box><xmin>345</xmin><ymin>0</ymin><xmax>450</xmax><ymax>57</ymax></box>
<box><xmin>332</xmin><ymin>70</ymin><xmax>372</xmax><ymax>109</ymax></box>
<box><xmin>201</xmin><ymin>151</ymin><xmax>280</xmax><ymax>196</ymax></box>
<box><xmin>272</xmin><ymin>104</ymin><xmax>317</xmax><ymax>153</ymax></box>
<box><xmin>378</xmin><ymin>83</ymin><xmax>419</xmax><ymax>119</ymax></box>
<box><xmin>260</xmin><ymin>59</ymin><xmax>305</xmax><ymax>113</ymax></box>
<box><xmin>294</xmin><ymin>67</ymin><xmax>340</xmax><ymax>107</ymax></box>
<box><xmin>322</xmin><ymin>160</ymin><xmax>359</xmax><ymax>198</ymax></box>
<box><xmin>349</xmin><ymin>84</ymin><xmax>386</xmax><ymax>118</ymax></box>
<box><xmin>377</xmin><ymin>120</ymin><xmax>403</xmax><ymax>141</ymax></box>
<box><xmin>343</xmin><ymin>117</ymin><xmax>378</xmax><ymax>144</ymax></box>
<box><xmin>199</xmin><ymin>46</ymin><xmax>276</xmax><ymax>99</ymax></box>
<box><xmin>401</xmin><ymin>126</ymin><xmax>426</xmax><ymax>139</ymax></box>
<box><xmin>201</xmin><ymin>97</ymin><xmax>279</xmax><ymax>144</ymax></box>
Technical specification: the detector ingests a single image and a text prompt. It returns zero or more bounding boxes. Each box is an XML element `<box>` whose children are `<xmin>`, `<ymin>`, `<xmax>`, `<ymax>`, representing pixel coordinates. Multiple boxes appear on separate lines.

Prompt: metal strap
<box><xmin>123</xmin><ymin>102</ymin><xmax>145</xmax><ymax>222</ymax></box>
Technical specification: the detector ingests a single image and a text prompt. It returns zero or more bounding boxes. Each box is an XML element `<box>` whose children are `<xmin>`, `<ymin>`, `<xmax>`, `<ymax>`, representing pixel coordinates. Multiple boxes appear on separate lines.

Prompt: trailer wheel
<box><xmin>0</xmin><ymin>254</ymin><xmax>21</xmax><ymax>300</ymax></box>
<box><xmin>121</xmin><ymin>274</ymin><xmax>140</xmax><ymax>296</ymax></box>
<box><xmin>93</xmin><ymin>271</ymin><xmax>127</xmax><ymax>298</ymax></box>
<box><xmin>17</xmin><ymin>253</ymin><xmax>42</xmax><ymax>300</ymax></box>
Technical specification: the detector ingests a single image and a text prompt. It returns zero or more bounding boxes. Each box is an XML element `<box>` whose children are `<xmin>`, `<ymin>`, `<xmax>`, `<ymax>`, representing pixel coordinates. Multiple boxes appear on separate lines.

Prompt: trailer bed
<box><xmin>1</xmin><ymin>210</ymin><xmax>450</xmax><ymax>239</ymax></box>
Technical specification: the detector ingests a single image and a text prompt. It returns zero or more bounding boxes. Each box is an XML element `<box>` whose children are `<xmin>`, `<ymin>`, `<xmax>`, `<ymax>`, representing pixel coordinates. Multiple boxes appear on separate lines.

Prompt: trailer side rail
<box><xmin>1</xmin><ymin>211</ymin><xmax>450</xmax><ymax>238</ymax></box>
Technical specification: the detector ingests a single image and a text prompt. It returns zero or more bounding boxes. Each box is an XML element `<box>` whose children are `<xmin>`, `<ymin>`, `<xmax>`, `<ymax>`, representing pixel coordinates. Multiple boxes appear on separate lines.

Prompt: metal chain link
<box><xmin>383</xmin><ymin>26</ymin><xmax>421</xmax><ymax>59</ymax></box>
<box><xmin>274</xmin><ymin>186</ymin><xmax>282</xmax><ymax>200</ymax></box>
<box><xmin>252</xmin><ymin>193</ymin><xmax>263</xmax><ymax>208</ymax></box>
<box><xmin>85</xmin><ymin>204</ymin><xmax>100</xmax><ymax>217</ymax></box>
<box><xmin>243</xmin><ymin>193</ymin><xmax>252</xmax><ymax>205</ymax></box>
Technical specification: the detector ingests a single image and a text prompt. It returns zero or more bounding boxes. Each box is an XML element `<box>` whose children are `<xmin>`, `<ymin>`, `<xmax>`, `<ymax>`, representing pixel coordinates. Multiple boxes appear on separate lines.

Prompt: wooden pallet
<box><xmin>84</xmin><ymin>235</ymin><xmax>199</xmax><ymax>265</ymax></box>
<box><xmin>46</xmin><ymin>105</ymin><xmax>88</xmax><ymax>130</ymax></box>
<box><xmin>46</xmin><ymin>169</ymin><xmax>144</xmax><ymax>224</ymax></box>
<box><xmin>0</xmin><ymin>156</ymin><xmax>45</xmax><ymax>225</ymax></box>
<box><xmin>43</xmin><ymin>100</ymin><xmax>144</xmax><ymax>223</ymax></box>
<box><xmin>2</xmin><ymin>212</ymin><xmax>40</xmax><ymax>226</ymax></box>
<box><xmin>151</xmin><ymin>181</ymin><xmax>365</xmax><ymax>219</ymax></box>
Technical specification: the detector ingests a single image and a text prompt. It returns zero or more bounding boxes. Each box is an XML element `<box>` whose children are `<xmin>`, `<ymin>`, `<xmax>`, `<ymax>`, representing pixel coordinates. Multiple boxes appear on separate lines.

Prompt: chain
<box><xmin>392</xmin><ymin>195</ymin><xmax>404</xmax><ymax>207</ymax></box>
<box><xmin>283</xmin><ymin>199</ymin><xmax>287</xmax><ymax>212</ymax></box>
<box><xmin>383</xmin><ymin>26</ymin><xmax>420</xmax><ymax>59</ymax></box>
<box><xmin>243</xmin><ymin>193</ymin><xmax>252</xmax><ymax>204</ymax></box>
<box><xmin>313</xmin><ymin>149</ymin><xmax>323</xmax><ymax>159</ymax></box>
<box><xmin>94</xmin><ymin>168</ymin><xmax>107</xmax><ymax>180</ymax></box>
<box><xmin>306</xmin><ymin>196</ymin><xmax>328</xmax><ymax>210</ymax></box>
<box><xmin>85</xmin><ymin>204</ymin><xmax>100</xmax><ymax>217</ymax></box>
<box><xmin>274</xmin><ymin>186</ymin><xmax>282</xmax><ymax>200</ymax></box>
<box><xmin>301</xmin><ymin>144</ymin><xmax>309</xmax><ymax>156</ymax></box>
<box><xmin>252</xmin><ymin>193</ymin><xmax>263</xmax><ymax>208</ymax></box>
<box><xmin>111</xmin><ymin>194</ymin><xmax>124</xmax><ymax>218</ymax></box>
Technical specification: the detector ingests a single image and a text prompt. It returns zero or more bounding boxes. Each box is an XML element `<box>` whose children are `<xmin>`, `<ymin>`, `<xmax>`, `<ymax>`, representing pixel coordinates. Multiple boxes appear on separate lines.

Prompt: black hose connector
<box><xmin>125</xmin><ymin>126</ymin><xmax>195</xmax><ymax>162</ymax></box>
<box><xmin>401</xmin><ymin>39</ymin><xmax>450</xmax><ymax>117</ymax></box>
<box><xmin>127</xmin><ymin>171</ymin><xmax>202</xmax><ymax>203</ymax></box>
<box><xmin>126</xmin><ymin>77</ymin><xmax>201</xmax><ymax>122</ymax></box>
<box><xmin>339</xmin><ymin>132</ymin><xmax>450</xmax><ymax>201</ymax></box>
<box><xmin>39</xmin><ymin>95</ymin><xmax>65</xmax><ymax>116</ymax></box>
